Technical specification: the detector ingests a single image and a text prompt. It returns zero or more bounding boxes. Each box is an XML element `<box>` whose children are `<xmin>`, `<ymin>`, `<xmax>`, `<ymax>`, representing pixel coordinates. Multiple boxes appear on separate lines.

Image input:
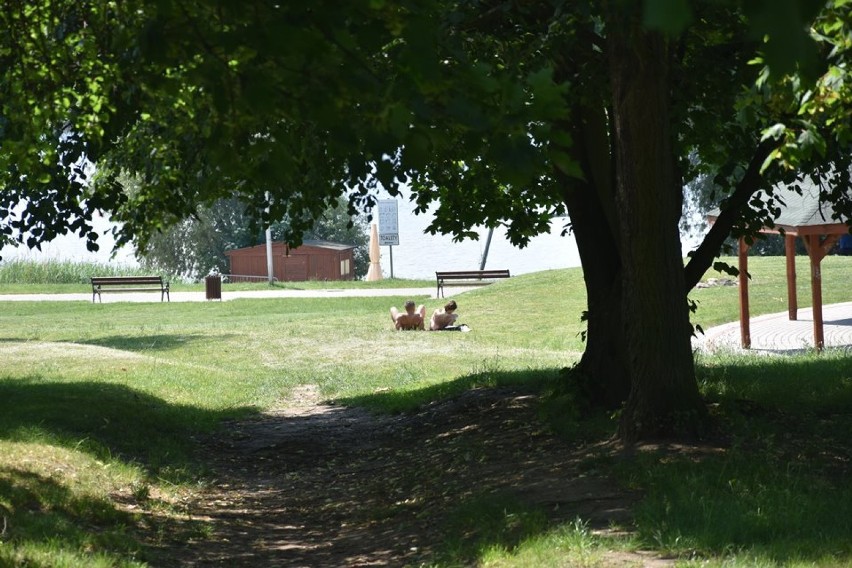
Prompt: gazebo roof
<box><xmin>708</xmin><ymin>176</ymin><xmax>849</xmax><ymax>235</ymax></box>
<box><xmin>770</xmin><ymin>178</ymin><xmax>845</xmax><ymax>231</ymax></box>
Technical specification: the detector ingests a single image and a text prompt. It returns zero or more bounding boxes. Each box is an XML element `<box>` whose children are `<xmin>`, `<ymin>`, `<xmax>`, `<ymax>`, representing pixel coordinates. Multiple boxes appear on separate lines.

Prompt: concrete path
<box><xmin>0</xmin><ymin>286</ymin><xmax>477</xmax><ymax>303</ymax></box>
<box><xmin>695</xmin><ymin>302</ymin><xmax>852</xmax><ymax>354</ymax></box>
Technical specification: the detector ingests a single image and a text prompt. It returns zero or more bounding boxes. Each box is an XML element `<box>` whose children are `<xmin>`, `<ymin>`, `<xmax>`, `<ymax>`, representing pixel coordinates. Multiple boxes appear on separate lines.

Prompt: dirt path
<box><xmin>159</xmin><ymin>386</ymin><xmax>670</xmax><ymax>567</ymax></box>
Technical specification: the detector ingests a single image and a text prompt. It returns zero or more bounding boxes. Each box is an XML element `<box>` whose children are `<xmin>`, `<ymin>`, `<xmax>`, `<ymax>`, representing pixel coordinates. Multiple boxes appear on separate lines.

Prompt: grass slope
<box><xmin>0</xmin><ymin>258</ymin><xmax>850</xmax><ymax>566</ymax></box>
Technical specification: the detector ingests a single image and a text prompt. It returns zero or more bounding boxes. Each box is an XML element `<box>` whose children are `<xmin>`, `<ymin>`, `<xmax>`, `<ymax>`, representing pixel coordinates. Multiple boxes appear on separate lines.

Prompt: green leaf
<box><xmin>549</xmin><ymin>148</ymin><xmax>583</xmax><ymax>179</ymax></box>
<box><xmin>526</xmin><ymin>67</ymin><xmax>569</xmax><ymax>120</ymax></box>
<box><xmin>643</xmin><ymin>0</ymin><xmax>693</xmax><ymax>35</ymax></box>
<box><xmin>761</xmin><ymin>123</ymin><xmax>786</xmax><ymax>141</ymax></box>
<box><xmin>743</xmin><ymin>0</ymin><xmax>822</xmax><ymax>80</ymax></box>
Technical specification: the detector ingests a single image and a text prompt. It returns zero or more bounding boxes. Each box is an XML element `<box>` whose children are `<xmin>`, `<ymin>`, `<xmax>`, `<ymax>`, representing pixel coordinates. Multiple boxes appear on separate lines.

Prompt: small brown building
<box><xmin>225</xmin><ymin>240</ymin><xmax>356</xmax><ymax>282</ymax></box>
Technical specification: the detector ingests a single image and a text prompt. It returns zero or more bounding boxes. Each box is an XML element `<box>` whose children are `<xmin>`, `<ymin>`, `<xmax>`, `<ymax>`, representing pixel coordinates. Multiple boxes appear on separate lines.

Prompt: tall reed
<box><xmin>0</xmin><ymin>259</ymin><xmax>153</xmax><ymax>284</ymax></box>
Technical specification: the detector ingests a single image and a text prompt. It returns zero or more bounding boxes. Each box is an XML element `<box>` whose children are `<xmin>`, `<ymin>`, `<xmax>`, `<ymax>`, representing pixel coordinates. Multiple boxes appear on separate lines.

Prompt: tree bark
<box><xmin>555</xmin><ymin>105</ymin><xmax>631</xmax><ymax>408</ymax></box>
<box><xmin>559</xmin><ymin>179</ymin><xmax>630</xmax><ymax>407</ymax></box>
<box><xmin>606</xmin><ymin>6</ymin><xmax>706</xmax><ymax>441</ymax></box>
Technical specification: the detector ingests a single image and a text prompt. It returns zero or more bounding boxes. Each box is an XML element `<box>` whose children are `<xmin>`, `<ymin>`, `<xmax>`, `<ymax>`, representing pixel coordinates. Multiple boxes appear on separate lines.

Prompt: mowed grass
<box><xmin>0</xmin><ymin>256</ymin><xmax>851</xmax><ymax>566</ymax></box>
<box><xmin>689</xmin><ymin>254</ymin><xmax>852</xmax><ymax>328</ymax></box>
<box><xmin>0</xmin><ymin>268</ymin><xmax>584</xmax><ymax>566</ymax></box>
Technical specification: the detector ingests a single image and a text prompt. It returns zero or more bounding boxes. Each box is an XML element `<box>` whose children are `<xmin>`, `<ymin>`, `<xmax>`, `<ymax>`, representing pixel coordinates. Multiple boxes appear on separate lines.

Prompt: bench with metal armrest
<box><xmin>91</xmin><ymin>276</ymin><xmax>170</xmax><ymax>303</ymax></box>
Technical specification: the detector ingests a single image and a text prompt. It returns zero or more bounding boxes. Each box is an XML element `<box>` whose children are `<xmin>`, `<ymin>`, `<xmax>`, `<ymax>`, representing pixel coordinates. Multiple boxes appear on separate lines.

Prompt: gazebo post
<box><xmin>802</xmin><ymin>234</ymin><xmax>840</xmax><ymax>351</ymax></box>
<box><xmin>738</xmin><ymin>237</ymin><xmax>751</xmax><ymax>349</ymax></box>
<box><xmin>707</xmin><ymin>180</ymin><xmax>849</xmax><ymax>352</ymax></box>
<box><xmin>785</xmin><ymin>233</ymin><xmax>797</xmax><ymax>320</ymax></box>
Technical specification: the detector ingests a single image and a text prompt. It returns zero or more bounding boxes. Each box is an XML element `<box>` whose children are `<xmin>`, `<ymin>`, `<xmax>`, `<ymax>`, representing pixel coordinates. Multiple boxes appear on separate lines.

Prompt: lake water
<box><xmin>0</xmin><ymin>212</ymin><xmax>138</xmax><ymax>266</ymax></box>
<box><xmin>375</xmin><ymin>200</ymin><xmax>580</xmax><ymax>279</ymax></box>
<box><xmin>0</xmin><ymin>199</ymin><xmax>583</xmax><ymax>280</ymax></box>
<box><xmin>0</xmin><ymin>195</ymin><xmax>712</xmax><ymax>281</ymax></box>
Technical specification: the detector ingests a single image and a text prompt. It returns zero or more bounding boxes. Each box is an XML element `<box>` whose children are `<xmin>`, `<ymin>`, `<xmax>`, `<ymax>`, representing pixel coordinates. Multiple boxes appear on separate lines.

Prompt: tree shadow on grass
<box><xmin>0</xmin><ymin>467</ymin><xmax>145</xmax><ymax>563</ymax></box>
<box><xmin>0</xmin><ymin>464</ymin><xmax>213</xmax><ymax>566</ymax></box>
<box><xmin>0</xmin><ymin>377</ymin><xmax>258</xmax><ymax>482</ymax></box>
<box><xmin>697</xmin><ymin>350</ymin><xmax>852</xmax><ymax>413</ymax></box>
<box><xmin>623</xmin><ymin>356</ymin><xmax>852</xmax><ymax>564</ymax></box>
<box><xmin>0</xmin><ymin>378</ymin><xmax>252</xmax><ymax>566</ymax></box>
<box><xmin>77</xmin><ymin>333</ymin><xmax>238</xmax><ymax>353</ymax></box>
<box><xmin>336</xmin><ymin>366</ymin><xmax>568</xmax><ymax>414</ymax></box>
<box><xmin>317</xmin><ymin>361</ymin><xmax>851</xmax><ymax>566</ymax></box>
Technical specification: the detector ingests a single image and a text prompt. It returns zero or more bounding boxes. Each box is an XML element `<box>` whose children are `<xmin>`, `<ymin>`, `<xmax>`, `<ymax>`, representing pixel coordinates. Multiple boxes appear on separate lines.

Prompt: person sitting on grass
<box><xmin>390</xmin><ymin>300</ymin><xmax>426</xmax><ymax>330</ymax></box>
<box><xmin>430</xmin><ymin>300</ymin><xmax>459</xmax><ymax>331</ymax></box>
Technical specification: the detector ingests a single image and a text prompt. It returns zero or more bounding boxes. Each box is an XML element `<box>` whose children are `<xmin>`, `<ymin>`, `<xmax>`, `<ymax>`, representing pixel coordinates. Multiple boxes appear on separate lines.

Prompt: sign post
<box><xmin>377</xmin><ymin>199</ymin><xmax>400</xmax><ymax>279</ymax></box>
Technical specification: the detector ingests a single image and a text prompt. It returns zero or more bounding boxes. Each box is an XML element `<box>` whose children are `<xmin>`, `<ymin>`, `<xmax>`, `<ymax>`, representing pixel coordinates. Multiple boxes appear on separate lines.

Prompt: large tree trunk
<box><xmin>606</xmin><ymin>6</ymin><xmax>707</xmax><ymax>441</ymax></box>
<box><xmin>556</xmin><ymin>105</ymin><xmax>631</xmax><ymax>408</ymax></box>
<box><xmin>571</xmin><ymin>225</ymin><xmax>629</xmax><ymax>408</ymax></box>
<box><xmin>561</xmin><ymin>180</ymin><xmax>629</xmax><ymax>408</ymax></box>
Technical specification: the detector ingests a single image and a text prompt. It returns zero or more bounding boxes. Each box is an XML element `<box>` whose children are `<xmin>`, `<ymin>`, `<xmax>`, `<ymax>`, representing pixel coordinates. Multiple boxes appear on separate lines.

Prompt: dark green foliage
<box><xmin>136</xmin><ymin>196</ymin><xmax>256</xmax><ymax>280</ymax></box>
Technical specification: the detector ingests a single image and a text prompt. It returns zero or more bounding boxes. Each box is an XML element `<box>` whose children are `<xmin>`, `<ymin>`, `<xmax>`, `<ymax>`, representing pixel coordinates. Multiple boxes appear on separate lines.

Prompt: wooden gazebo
<box><xmin>708</xmin><ymin>178</ymin><xmax>850</xmax><ymax>350</ymax></box>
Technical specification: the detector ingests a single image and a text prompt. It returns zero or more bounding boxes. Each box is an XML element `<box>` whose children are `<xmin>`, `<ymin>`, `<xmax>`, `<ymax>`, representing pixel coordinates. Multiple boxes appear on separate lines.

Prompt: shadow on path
<box><xmin>168</xmin><ymin>385</ymin><xmax>637</xmax><ymax>567</ymax></box>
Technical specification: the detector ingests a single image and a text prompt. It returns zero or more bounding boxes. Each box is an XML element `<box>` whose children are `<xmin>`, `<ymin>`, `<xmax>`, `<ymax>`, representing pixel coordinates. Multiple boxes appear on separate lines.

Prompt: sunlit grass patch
<box><xmin>0</xmin><ymin>440</ymin><xmax>203</xmax><ymax>568</ymax></box>
<box><xmin>434</xmin><ymin>495</ymin><xmax>623</xmax><ymax>568</ymax></box>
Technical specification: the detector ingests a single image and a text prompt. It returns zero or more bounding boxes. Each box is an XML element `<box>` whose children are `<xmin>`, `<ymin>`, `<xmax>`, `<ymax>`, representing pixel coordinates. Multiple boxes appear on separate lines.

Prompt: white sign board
<box><xmin>377</xmin><ymin>199</ymin><xmax>400</xmax><ymax>246</ymax></box>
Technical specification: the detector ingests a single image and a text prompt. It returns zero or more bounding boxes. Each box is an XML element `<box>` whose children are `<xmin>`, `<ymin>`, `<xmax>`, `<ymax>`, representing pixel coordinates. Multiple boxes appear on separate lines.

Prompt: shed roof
<box><xmin>300</xmin><ymin>239</ymin><xmax>356</xmax><ymax>251</ymax></box>
<box><xmin>225</xmin><ymin>239</ymin><xmax>355</xmax><ymax>256</ymax></box>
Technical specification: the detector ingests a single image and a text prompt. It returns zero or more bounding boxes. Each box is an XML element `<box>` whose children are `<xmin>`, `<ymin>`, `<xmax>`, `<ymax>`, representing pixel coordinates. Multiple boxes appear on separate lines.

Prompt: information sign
<box><xmin>377</xmin><ymin>199</ymin><xmax>399</xmax><ymax>246</ymax></box>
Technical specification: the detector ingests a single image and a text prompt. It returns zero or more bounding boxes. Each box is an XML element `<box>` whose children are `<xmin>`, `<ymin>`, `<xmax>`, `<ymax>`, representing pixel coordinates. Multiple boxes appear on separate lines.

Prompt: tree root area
<box><xmin>161</xmin><ymin>386</ymin><xmax>643</xmax><ymax>567</ymax></box>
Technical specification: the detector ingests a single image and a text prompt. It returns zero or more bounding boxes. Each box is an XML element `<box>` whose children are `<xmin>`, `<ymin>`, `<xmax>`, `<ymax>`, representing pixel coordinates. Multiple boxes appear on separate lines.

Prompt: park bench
<box><xmin>91</xmin><ymin>276</ymin><xmax>170</xmax><ymax>303</ymax></box>
<box><xmin>435</xmin><ymin>269</ymin><xmax>510</xmax><ymax>298</ymax></box>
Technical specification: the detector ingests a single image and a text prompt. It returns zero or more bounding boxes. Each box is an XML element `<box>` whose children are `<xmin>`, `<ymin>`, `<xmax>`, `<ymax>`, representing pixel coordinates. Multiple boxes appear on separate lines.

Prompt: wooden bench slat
<box><xmin>91</xmin><ymin>277</ymin><xmax>164</xmax><ymax>284</ymax></box>
<box><xmin>435</xmin><ymin>269</ymin><xmax>510</xmax><ymax>297</ymax></box>
<box><xmin>95</xmin><ymin>287</ymin><xmax>163</xmax><ymax>292</ymax></box>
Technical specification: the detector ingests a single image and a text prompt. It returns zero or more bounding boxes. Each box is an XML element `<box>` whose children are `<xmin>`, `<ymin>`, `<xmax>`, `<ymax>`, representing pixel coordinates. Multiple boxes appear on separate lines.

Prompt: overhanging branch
<box><xmin>683</xmin><ymin>137</ymin><xmax>781</xmax><ymax>290</ymax></box>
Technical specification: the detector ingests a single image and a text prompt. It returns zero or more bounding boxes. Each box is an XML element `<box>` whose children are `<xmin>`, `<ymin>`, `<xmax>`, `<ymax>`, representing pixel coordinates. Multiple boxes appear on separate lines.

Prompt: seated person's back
<box><xmin>391</xmin><ymin>300</ymin><xmax>426</xmax><ymax>330</ymax></box>
<box><xmin>430</xmin><ymin>300</ymin><xmax>459</xmax><ymax>330</ymax></box>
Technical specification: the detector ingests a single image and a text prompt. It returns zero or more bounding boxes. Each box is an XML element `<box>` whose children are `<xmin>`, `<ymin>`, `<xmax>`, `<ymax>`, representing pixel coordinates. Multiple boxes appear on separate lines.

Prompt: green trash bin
<box><xmin>205</xmin><ymin>274</ymin><xmax>222</xmax><ymax>300</ymax></box>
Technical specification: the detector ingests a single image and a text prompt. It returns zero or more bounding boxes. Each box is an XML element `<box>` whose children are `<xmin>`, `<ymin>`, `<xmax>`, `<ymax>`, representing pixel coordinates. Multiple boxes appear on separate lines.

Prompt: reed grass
<box><xmin>0</xmin><ymin>259</ymin><xmax>433</xmax><ymax>293</ymax></box>
<box><xmin>0</xmin><ymin>258</ymin><xmax>155</xmax><ymax>284</ymax></box>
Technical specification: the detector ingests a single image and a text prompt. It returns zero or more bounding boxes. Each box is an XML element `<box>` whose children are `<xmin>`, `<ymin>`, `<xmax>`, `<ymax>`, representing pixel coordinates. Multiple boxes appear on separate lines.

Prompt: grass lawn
<box><xmin>0</xmin><ymin>257</ymin><xmax>850</xmax><ymax>566</ymax></box>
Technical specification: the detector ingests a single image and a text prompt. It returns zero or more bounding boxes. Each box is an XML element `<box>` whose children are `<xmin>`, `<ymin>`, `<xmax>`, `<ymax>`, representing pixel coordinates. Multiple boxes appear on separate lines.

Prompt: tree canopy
<box><xmin>3</xmin><ymin>0</ymin><xmax>851</xmax><ymax>441</ymax></box>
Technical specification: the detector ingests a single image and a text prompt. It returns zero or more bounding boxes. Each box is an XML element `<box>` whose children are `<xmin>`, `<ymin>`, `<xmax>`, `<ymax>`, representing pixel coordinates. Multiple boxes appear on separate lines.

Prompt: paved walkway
<box><xmin>694</xmin><ymin>302</ymin><xmax>852</xmax><ymax>354</ymax></box>
<box><xmin>0</xmin><ymin>286</ymin><xmax>477</xmax><ymax>303</ymax></box>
